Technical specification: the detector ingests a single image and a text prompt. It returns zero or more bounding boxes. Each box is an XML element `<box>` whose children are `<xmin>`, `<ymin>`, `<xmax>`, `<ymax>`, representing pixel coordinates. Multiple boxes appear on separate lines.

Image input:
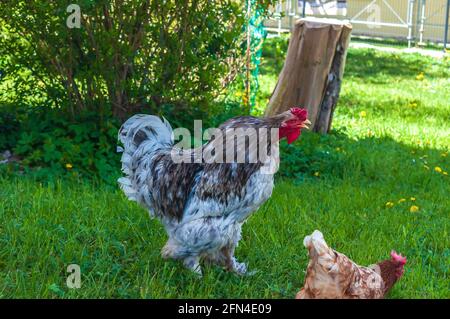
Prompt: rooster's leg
<box><xmin>161</xmin><ymin>239</ymin><xmax>203</xmax><ymax>276</ymax></box>
<box><xmin>220</xmin><ymin>246</ymin><xmax>252</xmax><ymax>275</ymax></box>
<box><xmin>231</xmin><ymin>258</ymin><xmax>249</xmax><ymax>275</ymax></box>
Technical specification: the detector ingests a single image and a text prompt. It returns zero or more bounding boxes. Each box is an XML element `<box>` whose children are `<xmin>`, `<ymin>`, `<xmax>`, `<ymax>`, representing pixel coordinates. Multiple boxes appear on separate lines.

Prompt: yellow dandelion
<box><xmin>443</xmin><ymin>171</ymin><xmax>448</xmax><ymax>176</ymax></box>
<box><xmin>398</xmin><ymin>198</ymin><xmax>406</xmax><ymax>203</ymax></box>
<box><xmin>434</xmin><ymin>166</ymin><xmax>443</xmax><ymax>173</ymax></box>
<box><xmin>385</xmin><ymin>201</ymin><xmax>394</xmax><ymax>208</ymax></box>
<box><xmin>360</xmin><ymin>111</ymin><xmax>367</xmax><ymax>117</ymax></box>
<box><xmin>410</xmin><ymin>197</ymin><xmax>416</xmax><ymax>201</ymax></box>
<box><xmin>314</xmin><ymin>172</ymin><xmax>320</xmax><ymax>177</ymax></box>
<box><xmin>65</xmin><ymin>163</ymin><xmax>73</xmax><ymax>169</ymax></box>
<box><xmin>416</xmin><ymin>72</ymin><xmax>424</xmax><ymax>81</ymax></box>
<box><xmin>410</xmin><ymin>205</ymin><xmax>420</xmax><ymax>213</ymax></box>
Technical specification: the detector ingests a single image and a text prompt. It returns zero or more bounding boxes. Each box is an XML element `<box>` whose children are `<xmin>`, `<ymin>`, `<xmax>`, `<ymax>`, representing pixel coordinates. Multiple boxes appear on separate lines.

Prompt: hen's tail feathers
<box><xmin>303</xmin><ymin>230</ymin><xmax>331</xmax><ymax>257</ymax></box>
<box><xmin>117</xmin><ymin>114</ymin><xmax>173</xmax><ymax>201</ymax></box>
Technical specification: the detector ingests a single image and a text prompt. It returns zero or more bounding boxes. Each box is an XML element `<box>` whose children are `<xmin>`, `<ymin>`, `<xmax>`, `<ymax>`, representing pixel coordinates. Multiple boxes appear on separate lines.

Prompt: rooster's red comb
<box><xmin>390</xmin><ymin>251</ymin><xmax>407</xmax><ymax>265</ymax></box>
<box><xmin>290</xmin><ymin>107</ymin><xmax>308</xmax><ymax>121</ymax></box>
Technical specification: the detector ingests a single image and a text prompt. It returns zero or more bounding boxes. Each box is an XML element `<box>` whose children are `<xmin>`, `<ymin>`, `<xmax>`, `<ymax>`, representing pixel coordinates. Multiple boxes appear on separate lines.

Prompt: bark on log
<box><xmin>265</xmin><ymin>18</ymin><xmax>352</xmax><ymax>134</ymax></box>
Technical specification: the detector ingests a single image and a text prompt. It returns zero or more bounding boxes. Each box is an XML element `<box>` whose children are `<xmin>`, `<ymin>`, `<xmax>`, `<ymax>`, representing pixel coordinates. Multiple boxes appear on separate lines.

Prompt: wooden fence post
<box><xmin>265</xmin><ymin>18</ymin><xmax>352</xmax><ymax>134</ymax></box>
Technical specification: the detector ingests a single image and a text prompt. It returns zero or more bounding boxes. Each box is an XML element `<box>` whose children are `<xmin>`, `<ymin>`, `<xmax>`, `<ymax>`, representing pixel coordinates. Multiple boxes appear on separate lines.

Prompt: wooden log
<box><xmin>265</xmin><ymin>17</ymin><xmax>352</xmax><ymax>134</ymax></box>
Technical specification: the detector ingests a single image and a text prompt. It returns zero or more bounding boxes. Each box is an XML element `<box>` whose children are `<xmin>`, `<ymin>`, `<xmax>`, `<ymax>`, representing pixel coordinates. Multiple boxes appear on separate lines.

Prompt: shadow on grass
<box><xmin>278</xmin><ymin>128</ymin><xmax>449</xmax><ymax>186</ymax></box>
<box><xmin>345</xmin><ymin>49</ymin><xmax>449</xmax><ymax>80</ymax></box>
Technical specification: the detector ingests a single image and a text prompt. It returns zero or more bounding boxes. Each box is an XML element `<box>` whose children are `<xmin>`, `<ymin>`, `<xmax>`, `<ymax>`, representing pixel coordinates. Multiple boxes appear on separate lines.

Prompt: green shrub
<box><xmin>9</xmin><ymin>109</ymin><xmax>121</xmax><ymax>184</ymax></box>
<box><xmin>0</xmin><ymin>1</ymin><xmax>274</xmax><ymax>120</ymax></box>
<box><xmin>0</xmin><ymin>99</ymin><xmax>251</xmax><ymax>182</ymax></box>
<box><xmin>0</xmin><ymin>104</ymin><xmax>21</xmax><ymax>150</ymax></box>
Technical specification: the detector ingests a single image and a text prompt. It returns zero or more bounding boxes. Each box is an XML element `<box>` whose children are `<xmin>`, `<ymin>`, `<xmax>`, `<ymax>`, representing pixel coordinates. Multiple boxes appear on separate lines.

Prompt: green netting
<box><xmin>246</xmin><ymin>0</ymin><xmax>267</xmax><ymax>111</ymax></box>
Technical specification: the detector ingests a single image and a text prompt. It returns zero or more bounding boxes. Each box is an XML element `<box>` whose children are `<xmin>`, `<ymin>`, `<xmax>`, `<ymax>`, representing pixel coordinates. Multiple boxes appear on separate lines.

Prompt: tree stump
<box><xmin>265</xmin><ymin>17</ymin><xmax>352</xmax><ymax>134</ymax></box>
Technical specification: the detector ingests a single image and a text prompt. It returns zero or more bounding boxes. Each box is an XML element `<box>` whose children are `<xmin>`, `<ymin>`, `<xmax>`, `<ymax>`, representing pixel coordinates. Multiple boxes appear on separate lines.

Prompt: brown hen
<box><xmin>296</xmin><ymin>230</ymin><xmax>406</xmax><ymax>299</ymax></box>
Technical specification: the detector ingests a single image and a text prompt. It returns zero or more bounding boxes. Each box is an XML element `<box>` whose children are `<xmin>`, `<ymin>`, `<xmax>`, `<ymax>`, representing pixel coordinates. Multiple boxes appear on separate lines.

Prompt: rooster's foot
<box><xmin>183</xmin><ymin>256</ymin><xmax>202</xmax><ymax>277</ymax></box>
<box><xmin>231</xmin><ymin>258</ymin><xmax>256</xmax><ymax>276</ymax></box>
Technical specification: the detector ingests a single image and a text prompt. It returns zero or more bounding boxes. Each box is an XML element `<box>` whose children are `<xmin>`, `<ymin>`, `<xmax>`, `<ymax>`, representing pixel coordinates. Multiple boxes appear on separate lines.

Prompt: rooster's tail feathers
<box><xmin>118</xmin><ymin>114</ymin><xmax>173</xmax><ymax>154</ymax></box>
<box><xmin>117</xmin><ymin>114</ymin><xmax>173</xmax><ymax>201</ymax></box>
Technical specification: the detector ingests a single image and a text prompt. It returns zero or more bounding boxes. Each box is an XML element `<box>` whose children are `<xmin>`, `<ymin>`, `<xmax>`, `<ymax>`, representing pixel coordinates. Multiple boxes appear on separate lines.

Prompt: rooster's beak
<box><xmin>301</xmin><ymin>119</ymin><xmax>312</xmax><ymax>129</ymax></box>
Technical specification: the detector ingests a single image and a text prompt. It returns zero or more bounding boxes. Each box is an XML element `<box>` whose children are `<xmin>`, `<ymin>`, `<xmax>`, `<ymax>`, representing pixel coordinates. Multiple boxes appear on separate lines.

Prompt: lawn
<box><xmin>1</xmin><ymin>41</ymin><xmax>449</xmax><ymax>298</ymax></box>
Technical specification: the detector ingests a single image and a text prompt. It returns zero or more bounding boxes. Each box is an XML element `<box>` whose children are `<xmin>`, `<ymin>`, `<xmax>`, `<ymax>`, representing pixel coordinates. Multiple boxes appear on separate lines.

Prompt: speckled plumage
<box><xmin>118</xmin><ymin>111</ymin><xmax>300</xmax><ymax>275</ymax></box>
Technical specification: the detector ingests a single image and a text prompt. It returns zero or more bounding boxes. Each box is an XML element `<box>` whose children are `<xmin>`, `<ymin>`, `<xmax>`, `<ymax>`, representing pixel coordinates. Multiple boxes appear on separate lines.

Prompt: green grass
<box><xmin>1</xmin><ymin>43</ymin><xmax>449</xmax><ymax>298</ymax></box>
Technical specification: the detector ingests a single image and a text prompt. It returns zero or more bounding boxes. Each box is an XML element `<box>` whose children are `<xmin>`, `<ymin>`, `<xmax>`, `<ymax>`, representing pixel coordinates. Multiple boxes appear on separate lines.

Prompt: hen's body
<box><xmin>296</xmin><ymin>230</ymin><xmax>406</xmax><ymax>299</ymax></box>
<box><xmin>118</xmin><ymin>114</ymin><xmax>293</xmax><ymax>275</ymax></box>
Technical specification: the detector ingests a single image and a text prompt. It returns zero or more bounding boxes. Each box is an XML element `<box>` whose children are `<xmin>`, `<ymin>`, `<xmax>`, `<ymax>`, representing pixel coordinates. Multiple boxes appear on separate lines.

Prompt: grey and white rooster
<box><xmin>118</xmin><ymin>108</ymin><xmax>310</xmax><ymax>275</ymax></box>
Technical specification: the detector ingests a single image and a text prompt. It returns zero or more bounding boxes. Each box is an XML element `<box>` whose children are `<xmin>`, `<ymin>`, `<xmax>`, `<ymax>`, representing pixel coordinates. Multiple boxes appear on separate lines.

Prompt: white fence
<box><xmin>264</xmin><ymin>0</ymin><xmax>450</xmax><ymax>48</ymax></box>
